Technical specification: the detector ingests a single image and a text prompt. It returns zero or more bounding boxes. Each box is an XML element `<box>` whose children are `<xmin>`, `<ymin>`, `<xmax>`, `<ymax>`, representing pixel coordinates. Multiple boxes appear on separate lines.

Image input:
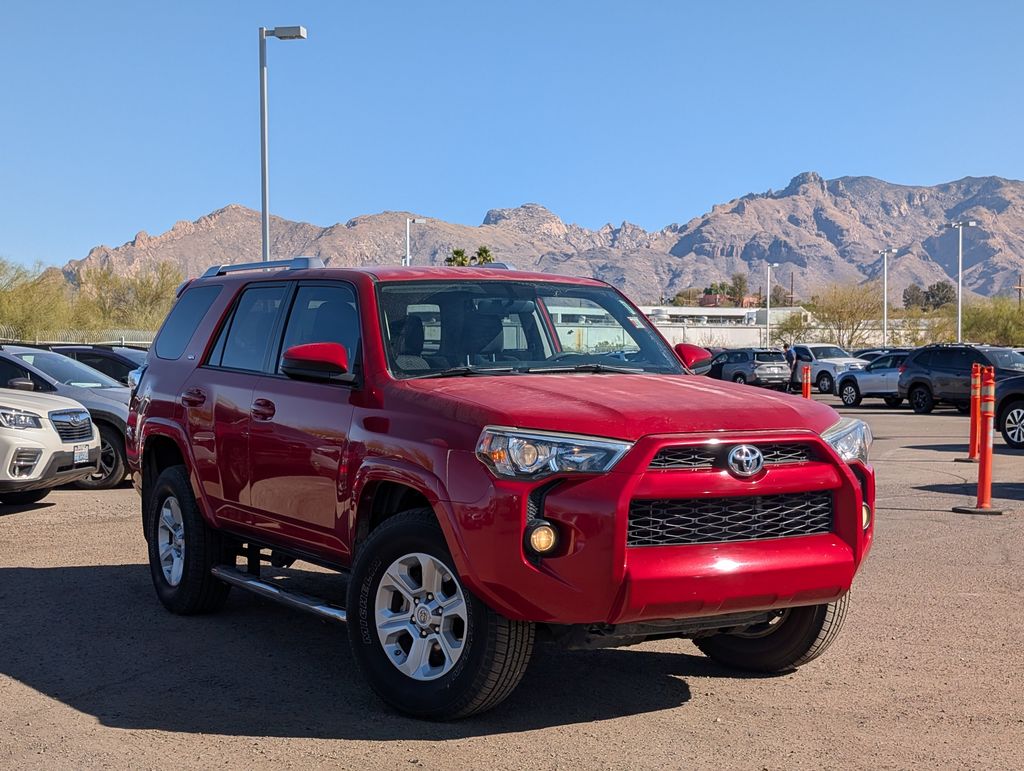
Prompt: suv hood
<box><xmin>818</xmin><ymin>357</ymin><xmax>865</xmax><ymax>368</ymax></box>
<box><xmin>0</xmin><ymin>390</ymin><xmax>89</xmax><ymax>414</ymax></box>
<box><xmin>401</xmin><ymin>374</ymin><xmax>840</xmax><ymax>442</ymax></box>
<box><xmin>63</xmin><ymin>385</ymin><xmax>130</xmax><ymax>417</ymax></box>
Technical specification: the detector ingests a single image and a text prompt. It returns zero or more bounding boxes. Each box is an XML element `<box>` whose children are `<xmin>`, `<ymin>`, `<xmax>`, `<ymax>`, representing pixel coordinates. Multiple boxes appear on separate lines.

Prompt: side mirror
<box><xmin>281</xmin><ymin>343</ymin><xmax>354</xmax><ymax>384</ymax></box>
<box><xmin>674</xmin><ymin>343</ymin><xmax>712</xmax><ymax>371</ymax></box>
<box><xmin>7</xmin><ymin>378</ymin><xmax>35</xmax><ymax>392</ymax></box>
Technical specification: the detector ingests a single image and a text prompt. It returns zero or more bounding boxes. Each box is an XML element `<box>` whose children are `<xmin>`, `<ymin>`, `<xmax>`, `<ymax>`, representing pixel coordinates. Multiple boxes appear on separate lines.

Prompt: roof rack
<box><xmin>201</xmin><ymin>256</ymin><xmax>325</xmax><ymax>278</ymax></box>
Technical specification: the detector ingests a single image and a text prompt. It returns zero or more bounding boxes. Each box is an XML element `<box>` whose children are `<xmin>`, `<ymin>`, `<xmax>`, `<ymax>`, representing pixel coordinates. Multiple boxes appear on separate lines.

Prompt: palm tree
<box><xmin>474</xmin><ymin>245</ymin><xmax>495</xmax><ymax>265</ymax></box>
<box><xmin>445</xmin><ymin>248</ymin><xmax>470</xmax><ymax>267</ymax></box>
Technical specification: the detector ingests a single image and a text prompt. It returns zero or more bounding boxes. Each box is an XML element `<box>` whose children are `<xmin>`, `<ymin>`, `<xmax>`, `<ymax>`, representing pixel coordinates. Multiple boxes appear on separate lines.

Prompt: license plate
<box><xmin>74</xmin><ymin>444</ymin><xmax>89</xmax><ymax>465</ymax></box>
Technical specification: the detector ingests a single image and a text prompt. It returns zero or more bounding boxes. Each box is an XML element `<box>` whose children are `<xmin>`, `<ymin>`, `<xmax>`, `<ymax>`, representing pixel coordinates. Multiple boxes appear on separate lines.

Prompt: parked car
<box><xmin>0</xmin><ymin>346</ymin><xmax>130</xmax><ymax>488</ymax></box>
<box><xmin>995</xmin><ymin>375</ymin><xmax>1024</xmax><ymax>449</ymax></box>
<box><xmin>896</xmin><ymin>344</ymin><xmax>1024</xmax><ymax>414</ymax></box>
<box><xmin>129</xmin><ymin>259</ymin><xmax>875</xmax><ymax>720</ymax></box>
<box><xmin>790</xmin><ymin>344</ymin><xmax>867</xmax><ymax>394</ymax></box>
<box><xmin>835</xmin><ymin>352</ymin><xmax>911</xmax><ymax>407</ymax></box>
<box><xmin>707</xmin><ymin>348</ymin><xmax>790</xmax><ymax>388</ymax></box>
<box><xmin>0</xmin><ymin>388</ymin><xmax>100</xmax><ymax>505</ymax></box>
<box><xmin>852</xmin><ymin>347</ymin><xmax>912</xmax><ymax>362</ymax></box>
<box><xmin>45</xmin><ymin>345</ymin><xmax>148</xmax><ymax>386</ymax></box>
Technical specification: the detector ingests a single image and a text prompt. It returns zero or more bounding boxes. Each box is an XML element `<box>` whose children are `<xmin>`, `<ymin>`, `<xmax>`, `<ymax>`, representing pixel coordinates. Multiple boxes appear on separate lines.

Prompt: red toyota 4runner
<box><xmin>128</xmin><ymin>258</ymin><xmax>875</xmax><ymax>719</ymax></box>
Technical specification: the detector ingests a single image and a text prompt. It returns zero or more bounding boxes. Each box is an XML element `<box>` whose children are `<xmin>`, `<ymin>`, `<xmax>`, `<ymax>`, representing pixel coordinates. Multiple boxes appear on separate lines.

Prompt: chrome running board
<box><xmin>210</xmin><ymin>566</ymin><xmax>347</xmax><ymax>624</ymax></box>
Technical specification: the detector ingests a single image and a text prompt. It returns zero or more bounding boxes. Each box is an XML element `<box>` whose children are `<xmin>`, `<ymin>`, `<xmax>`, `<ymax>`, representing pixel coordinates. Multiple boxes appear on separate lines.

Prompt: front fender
<box><xmin>135</xmin><ymin>418</ymin><xmax>216</xmax><ymax>529</ymax></box>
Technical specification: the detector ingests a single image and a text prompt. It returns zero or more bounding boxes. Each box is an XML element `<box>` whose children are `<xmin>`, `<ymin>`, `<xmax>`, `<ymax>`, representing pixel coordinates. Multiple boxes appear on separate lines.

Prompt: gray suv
<box><xmin>707</xmin><ymin>348</ymin><xmax>790</xmax><ymax>389</ymax></box>
<box><xmin>0</xmin><ymin>346</ymin><xmax>129</xmax><ymax>489</ymax></box>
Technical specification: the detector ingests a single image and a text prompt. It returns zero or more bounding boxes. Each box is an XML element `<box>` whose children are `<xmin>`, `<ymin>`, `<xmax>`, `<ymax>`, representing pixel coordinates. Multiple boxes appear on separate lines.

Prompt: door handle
<box><xmin>251</xmin><ymin>398</ymin><xmax>276</xmax><ymax>421</ymax></box>
<box><xmin>181</xmin><ymin>388</ymin><xmax>206</xmax><ymax>407</ymax></box>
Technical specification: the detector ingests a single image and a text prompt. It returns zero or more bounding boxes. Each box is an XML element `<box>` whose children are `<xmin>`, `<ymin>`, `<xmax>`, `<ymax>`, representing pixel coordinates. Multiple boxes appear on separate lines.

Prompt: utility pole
<box><xmin>404</xmin><ymin>218</ymin><xmax>426</xmax><ymax>266</ymax></box>
<box><xmin>1015</xmin><ymin>272</ymin><xmax>1023</xmax><ymax>310</ymax></box>
<box><xmin>944</xmin><ymin>220</ymin><xmax>977</xmax><ymax>342</ymax></box>
<box><xmin>875</xmin><ymin>247</ymin><xmax>898</xmax><ymax>347</ymax></box>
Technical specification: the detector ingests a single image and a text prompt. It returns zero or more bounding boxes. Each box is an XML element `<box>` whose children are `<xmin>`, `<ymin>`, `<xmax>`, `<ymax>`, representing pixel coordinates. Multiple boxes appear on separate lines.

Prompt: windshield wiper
<box><xmin>524</xmin><ymin>363</ymin><xmax>645</xmax><ymax>374</ymax></box>
<box><xmin>416</xmin><ymin>365</ymin><xmax>518</xmax><ymax>379</ymax></box>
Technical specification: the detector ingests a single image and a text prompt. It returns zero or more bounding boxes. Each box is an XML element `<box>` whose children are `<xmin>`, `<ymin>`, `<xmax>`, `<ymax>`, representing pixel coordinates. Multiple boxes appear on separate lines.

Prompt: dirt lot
<box><xmin>1</xmin><ymin>399</ymin><xmax>1022</xmax><ymax>770</ymax></box>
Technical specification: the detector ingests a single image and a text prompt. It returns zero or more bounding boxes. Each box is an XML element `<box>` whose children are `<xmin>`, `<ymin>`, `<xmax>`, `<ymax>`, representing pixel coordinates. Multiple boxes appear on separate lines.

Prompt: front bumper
<box><xmin>0</xmin><ymin>447</ymin><xmax>101</xmax><ymax>492</ymax></box>
<box><xmin>444</xmin><ymin>430</ymin><xmax>874</xmax><ymax>625</ymax></box>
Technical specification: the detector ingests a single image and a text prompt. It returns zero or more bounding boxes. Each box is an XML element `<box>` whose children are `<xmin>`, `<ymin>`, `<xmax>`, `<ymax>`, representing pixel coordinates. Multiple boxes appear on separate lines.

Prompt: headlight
<box><xmin>476</xmin><ymin>427</ymin><xmax>633</xmax><ymax>480</ymax></box>
<box><xmin>0</xmin><ymin>407</ymin><xmax>43</xmax><ymax>430</ymax></box>
<box><xmin>821</xmin><ymin>417</ymin><xmax>872</xmax><ymax>465</ymax></box>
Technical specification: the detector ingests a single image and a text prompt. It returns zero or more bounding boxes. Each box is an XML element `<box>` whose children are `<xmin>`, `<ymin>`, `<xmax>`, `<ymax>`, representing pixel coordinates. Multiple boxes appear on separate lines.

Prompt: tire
<box><xmin>733</xmin><ymin>373</ymin><xmax>747</xmax><ymax>385</ymax></box>
<box><xmin>694</xmin><ymin>594</ymin><xmax>849</xmax><ymax>673</ymax></box>
<box><xmin>883</xmin><ymin>397</ymin><xmax>904</xmax><ymax>408</ymax></box>
<box><xmin>1001</xmin><ymin>401</ymin><xmax>1024</xmax><ymax>449</ymax></box>
<box><xmin>74</xmin><ymin>424</ymin><xmax>127</xmax><ymax>490</ymax></box>
<box><xmin>145</xmin><ymin>465</ymin><xmax>230</xmax><ymax>615</ymax></box>
<box><xmin>909</xmin><ymin>385</ymin><xmax>935</xmax><ymax>414</ymax></box>
<box><xmin>955</xmin><ymin>403</ymin><xmax>971</xmax><ymax>415</ymax></box>
<box><xmin>0</xmin><ymin>489</ymin><xmax>51</xmax><ymax>506</ymax></box>
<box><xmin>816</xmin><ymin>372</ymin><xmax>834</xmax><ymax>394</ymax></box>
<box><xmin>839</xmin><ymin>380</ymin><xmax>861</xmax><ymax>407</ymax></box>
<box><xmin>347</xmin><ymin>508</ymin><xmax>534</xmax><ymax>720</ymax></box>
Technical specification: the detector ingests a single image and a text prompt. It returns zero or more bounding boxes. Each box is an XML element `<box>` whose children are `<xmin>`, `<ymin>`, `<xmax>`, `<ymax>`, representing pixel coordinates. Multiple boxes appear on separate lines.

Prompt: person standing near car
<box><xmin>783</xmin><ymin>343</ymin><xmax>796</xmax><ymax>392</ymax></box>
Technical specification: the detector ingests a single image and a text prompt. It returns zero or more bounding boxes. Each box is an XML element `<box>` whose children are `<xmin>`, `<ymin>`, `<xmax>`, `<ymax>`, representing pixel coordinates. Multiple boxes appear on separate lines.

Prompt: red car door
<box><xmin>183</xmin><ymin>282</ymin><xmax>290</xmax><ymax>529</ymax></box>
<box><xmin>247</xmin><ymin>282</ymin><xmax>361</xmax><ymax>561</ymax></box>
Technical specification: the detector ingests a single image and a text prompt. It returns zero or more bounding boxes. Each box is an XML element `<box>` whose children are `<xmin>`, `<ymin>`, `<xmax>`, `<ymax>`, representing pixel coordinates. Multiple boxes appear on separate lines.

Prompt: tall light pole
<box><xmin>944</xmin><ymin>220</ymin><xmax>977</xmax><ymax>342</ymax></box>
<box><xmin>404</xmin><ymin>218</ymin><xmax>426</xmax><ymax>266</ymax></box>
<box><xmin>875</xmin><ymin>247</ymin><xmax>897</xmax><ymax>347</ymax></box>
<box><xmin>765</xmin><ymin>261</ymin><xmax>779</xmax><ymax>346</ymax></box>
<box><xmin>259</xmin><ymin>25</ymin><xmax>307</xmax><ymax>262</ymax></box>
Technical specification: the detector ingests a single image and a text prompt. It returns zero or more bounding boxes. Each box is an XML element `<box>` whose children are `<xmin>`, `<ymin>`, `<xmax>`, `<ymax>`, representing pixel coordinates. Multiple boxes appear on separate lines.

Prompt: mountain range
<box><xmin>63</xmin><ymin>172</ymin><xmax>1024</xmax><ymax>303</ymax></box>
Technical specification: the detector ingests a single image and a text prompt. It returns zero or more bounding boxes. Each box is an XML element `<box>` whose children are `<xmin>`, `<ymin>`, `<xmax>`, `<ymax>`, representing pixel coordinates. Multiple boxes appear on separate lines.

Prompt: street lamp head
<box><xmin>410</xmin><ymin>218</ymin><xmax>427</xmax><ymax>224</ymax></box>
<box><xmin>269</xmin><ymin>26</ymin><xmax>307</xmax><ymax>40</ymax></box>
<box><xmin>769</xmin><ymin>262</ymin><xmax>779</xmax><ymax>268</ymax></box>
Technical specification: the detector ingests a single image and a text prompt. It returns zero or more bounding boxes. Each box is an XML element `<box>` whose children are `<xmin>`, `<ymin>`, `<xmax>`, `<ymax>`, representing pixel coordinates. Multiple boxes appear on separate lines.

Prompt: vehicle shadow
<box><xmin>916</xmin><ymin>482</ymin><xmax>1024</xmax><ymax>501</ymax></box>
<box><xmin>0</xmin><ymin>564</ymin><xmax>771</xmax><ymax>739</ymax></box>
<box><xmin>0</xmin><ymin>501</ymin><xmax>55</xmax><ymax>517</ymax></box>
<box><xmin>904</xmin><ymin>444</ymin><xmax>969</xmax><ymax>453</ymax></box>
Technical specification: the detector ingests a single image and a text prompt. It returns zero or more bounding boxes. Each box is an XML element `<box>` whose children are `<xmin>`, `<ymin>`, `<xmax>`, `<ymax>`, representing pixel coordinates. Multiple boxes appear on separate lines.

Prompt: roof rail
<box><xmin>201</xmin><ymin>256</ymin><xmax>325</xmax><ymax>278</ymax></box>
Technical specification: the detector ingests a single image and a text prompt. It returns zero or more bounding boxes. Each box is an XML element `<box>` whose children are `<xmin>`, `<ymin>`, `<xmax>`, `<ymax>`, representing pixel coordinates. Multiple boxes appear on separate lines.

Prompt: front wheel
<box><xmin>74</xmin><ymin>424</ymin><xmax>127</xmax><ymax>490</ymax></box>
<box><xmin>816</xmin><ymin>372</ymin><xmax>834</xmax><ymax>394</ymax></box>
<box><xmin>695</xmin><ymin>595</ymin><xmax>849</xmax><ymax>672</ymax></box>
<box><xmin>1001</xmin><ymin>401</ymin><xmax>1024</xmax><ymax>449</ymax></box>
<box><xmin>839</xmin><ymin>380</ymin><xmax>861</xmax><ymax>407</ymax></box>
<box><xmin>347</xmin><ymin>509</ymin><xmax>534</xmax><ymax>720</ymax></box>
<box><xmin>733</xmin><ymin>373</ymin><xmax>747</xmax><ymax>385</ymax></box>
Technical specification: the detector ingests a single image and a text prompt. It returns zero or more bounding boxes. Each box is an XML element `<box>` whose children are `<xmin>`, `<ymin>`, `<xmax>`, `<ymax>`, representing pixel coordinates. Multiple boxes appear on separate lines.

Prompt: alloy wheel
<box><xmin>90</xmin><ymin>438</ymin><xmax>116</xmax><ymax>481</ymax></box>
<box><xmin>1005</xmin><ymin>407</ymin><xmax>1024</xmax><ymax>446</ymax></box>
<box><xmin>156</xmin><ymin>495</ymin><xmax>186</xmax><ymax>587</ymax></box>
<box><xmin>374</xmin><ymin>552</ymin><xmax>468</xmax><ymax>681</ymax></box>
<box><xmin>841</xmin><ymin>384</ymin><xmax>858</xmax><ymax>405</ymax></box>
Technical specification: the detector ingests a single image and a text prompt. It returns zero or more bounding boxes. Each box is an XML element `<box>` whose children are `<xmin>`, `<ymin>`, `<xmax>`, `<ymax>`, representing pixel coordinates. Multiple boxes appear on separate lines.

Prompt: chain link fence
<box><xmin>0</xmin><ymin>326</ymin><xmax>155</xmax><ymax>347</ymax></box>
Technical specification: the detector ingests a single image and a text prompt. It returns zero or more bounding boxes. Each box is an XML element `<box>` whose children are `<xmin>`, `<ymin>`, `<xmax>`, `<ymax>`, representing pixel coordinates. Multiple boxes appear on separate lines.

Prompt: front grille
<box><xmin>628</xmin><ymin>491</ymin><xmax>833</xmax><ymax>546</ymax></box>
<box><xmin>10</xmin><ymin>448</ymin><xmax>42</xmax><ymax>478</ymax></box>
<box><xmin>649</xmin><ymin>442</ymin><xmax>812</xmax><ymax>470</ymax></box>
<box><xmin>49</xmin><ymin>410</ymin><xmax>93</xmax><ymax>442</ymax></box>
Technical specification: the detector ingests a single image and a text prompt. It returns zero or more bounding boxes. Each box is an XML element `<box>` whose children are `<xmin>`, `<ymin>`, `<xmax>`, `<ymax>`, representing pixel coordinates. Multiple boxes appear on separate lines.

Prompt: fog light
<box><xmin>862</xmin><ymin>503</ymin><xmax>872</xmax><ymax>530</ymax></box>
<box><xmin>525</xmin><ymin>521</ymin><xmax>559</xmax><ymax>556</ymax></box>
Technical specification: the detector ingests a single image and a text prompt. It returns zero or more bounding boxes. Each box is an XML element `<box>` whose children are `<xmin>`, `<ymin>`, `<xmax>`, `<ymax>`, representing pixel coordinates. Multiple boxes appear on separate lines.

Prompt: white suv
<box><xmin>791</xmin><ymin>344</ymin><xmax>867</xmax><ymax>394</ymax></box>
<box><xmin>0</xmin><ymin>390</ymin><xmax>101</xmax><ymax>506</ymax></box>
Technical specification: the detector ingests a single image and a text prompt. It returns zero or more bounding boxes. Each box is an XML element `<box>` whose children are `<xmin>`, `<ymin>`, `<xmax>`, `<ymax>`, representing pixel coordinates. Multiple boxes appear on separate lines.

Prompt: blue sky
<box><xmin>1</xmin><ymin>1</ymin><xmax>1020</xmax><ymax>266</ymax></box>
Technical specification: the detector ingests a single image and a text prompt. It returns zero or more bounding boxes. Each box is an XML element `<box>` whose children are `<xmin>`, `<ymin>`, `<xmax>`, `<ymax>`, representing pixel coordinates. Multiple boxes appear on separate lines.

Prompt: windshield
<box><xmin>16</xmin><ymin>351</ymin><xmax>122</xmax><ymax>388</ymax></box>
<box><xmin>114</xmin><ymin>347</ymin><xmax>148</xmax><ymax>366</ymax></box>
<box><xmin>987</xmin><ymin>348</ymin><xmax>1024</xmax><ymax>371</ymax></box>
<box><xmin>755</xmin><ymin>351</ymin><xmax>786</xmax><ymax>363</ymax></box>
<box><xmin>376</xmin><ymin>280</ymin><xmax>684</xmax><ymax>378</ymax></box>
<box><xmin>809</xmin><ymin>346</ymin><xmax>851</xmax><ymax>359</ymax></box>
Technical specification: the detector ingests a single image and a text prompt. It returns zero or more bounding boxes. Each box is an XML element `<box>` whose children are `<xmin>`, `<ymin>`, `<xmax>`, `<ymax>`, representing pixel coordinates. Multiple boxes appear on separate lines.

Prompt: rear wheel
<box><xmin>910</xmin><ymin>385</ymin><xmax>934</xmax><ymax>414</ymax></box>
<box><xmin>695</xmin><ymin>595</ymin><xmax>849</xmax><ymax>672</ymax></box>
<box><xmin>74</xmin><ymin>424</ymin><xmax>126</xmax><ymax>490</ymax></box>
<box><xmin>733</xmin><ymin>373</ymin><xmax>747</xmax><ymax>385</ymax></box>
<box><xmin>883</xmin><ymin>397</ymin><xmax>904</xmax><ymax>408</ymax></box>
<box><xmin>1001</xmin><ymin>401</ymin><xmax>1024</xmax><ymax>449</ymax></box>
<box><xmin>347</xmin><ymin>509</ymin><xmax>534</xmax><ymax>720</ymax></box>
<box><xmin>145</xmin><ymin>465</ymin><xmax>231</xmax><ymax>614</ymax></box>
<box><xmin>816</xmin><ymin>372</ymin><xmax>834</xmax><ymax>394</ymax></box>
<box><xmin>839</xmin><ymin>380</ymin><xmax>861</xmax><ymax>407</ymax></box>
<box><xmin>0</xmin><ymin>489</ymin><xmax>51</xmax><ymax>506</ymax></box>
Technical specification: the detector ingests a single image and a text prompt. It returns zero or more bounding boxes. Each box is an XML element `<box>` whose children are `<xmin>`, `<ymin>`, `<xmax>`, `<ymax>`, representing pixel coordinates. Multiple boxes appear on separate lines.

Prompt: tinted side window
<box><xmin>210</xmin><ymin>285</ymin><xmax>288</xmax><ymax>372</ymax></box>
<box><xmin>913</xmin><ymin>350</ymin><xmax>932</xmax><ymax>368</ymax></box>
<box><xmin>794</xmin><ymin>347</ymin><xmax>812</xmax><ymax>362</ymax></box>
<box><xmin>278</xmin><ymin>284</ymin><xmax>362</xmax><ymax>371</ymax></box>
<box><xmin>77</xmin><ymin>353</ymin><xmax>124</xmax><ymax>380</ymax></box>
<box><xmin>0</xmin><ymin>358</ymin><xmax>29</xmax><ymax>387</ymax></box>
<box><xmin>154</xmin><ymin>285</ymin><xmax>223</xmax><ymax>360</ymax></box>
<box><xmin>931</xmin><ymin>350</ymin><xmax>961</xmax><ymax>369</ymax></box>
<box><xmin>871</xmin><ymin>355</ymin><xmax>893</xmax><ymax>370</ymax></box>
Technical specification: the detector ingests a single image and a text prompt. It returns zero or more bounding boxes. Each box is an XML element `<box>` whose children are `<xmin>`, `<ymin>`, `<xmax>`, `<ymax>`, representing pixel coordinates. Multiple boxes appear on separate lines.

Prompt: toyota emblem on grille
<box><xmin>727</xmin><ymin>445</ymin><xmax>764</xmax><ymax>477</ymax></box>
<box><xmin>70</xmin><ymin>414</ymin><xmax>85</xmax><ymax>426</ymax></box>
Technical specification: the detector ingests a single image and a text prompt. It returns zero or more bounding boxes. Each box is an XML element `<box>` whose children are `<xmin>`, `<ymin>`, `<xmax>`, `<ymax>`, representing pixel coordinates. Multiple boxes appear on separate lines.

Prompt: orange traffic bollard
<box><xmin>956</xmin><ymin>363</ymin><xmax>982</xmax><ymax>463</ymax></box>
<box><xmin>801</xmin><ymin>365</ymin><xmax>811</xmax><ymax>399</ymax></box>
<box><xmin>953</xmin><ymin>366</ymin><xmax>1004</xmax><ymax>516</ymax></box>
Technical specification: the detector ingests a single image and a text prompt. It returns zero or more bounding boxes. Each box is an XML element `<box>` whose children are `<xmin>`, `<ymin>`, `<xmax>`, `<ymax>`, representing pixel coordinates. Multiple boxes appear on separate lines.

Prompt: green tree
<box><xmin>445</xmin><ymin>248</ymin><xmax>470</xmax><ymax>267</ymax></box>
<box><xmin>808</xmin><ymin>283</ymin><xmax>882</xmax><ymax>350</ymax></box>
<box><xmin>963</xmin><ymin>297</ymin><xmax>1024</xmax><ymax>345</ymax></box>
<box><xmin>474</xmin><ymin>245</ymin><xmax>495</xmax><ymax>265</ymax></box>
<box><xmin>770</xmin><ymin>284</ymin><xmax>789</xmax><ymax>307</ymax></box>
<box><xmin>924</xmin><ymin>280</ymin><xmax>956</xmax><ymax>309</ymax></box>
<box><xmin>902</xmin><ymin>283</ymin><xmax>926</xmax><ymax>309</ymax></box>
<box><xmin>727</xmin><ymin>272</ymin><xmax>749</xmax><ymax>305</ymax></box>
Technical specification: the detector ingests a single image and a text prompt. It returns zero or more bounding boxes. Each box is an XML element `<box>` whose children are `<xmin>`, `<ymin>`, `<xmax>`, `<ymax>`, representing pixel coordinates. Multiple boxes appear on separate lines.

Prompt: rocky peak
<box><xmin>482</xmin><ymin>203</ymin><xmax>568</xmax><ymax>239</ymax></box>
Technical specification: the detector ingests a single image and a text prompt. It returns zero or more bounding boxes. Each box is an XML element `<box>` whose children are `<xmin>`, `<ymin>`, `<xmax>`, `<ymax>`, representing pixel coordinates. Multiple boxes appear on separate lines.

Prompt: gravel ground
<box><xmin>1</xmin><ymin>398</ymin><xmax>1022</xmax><ymax>770</ymax></box>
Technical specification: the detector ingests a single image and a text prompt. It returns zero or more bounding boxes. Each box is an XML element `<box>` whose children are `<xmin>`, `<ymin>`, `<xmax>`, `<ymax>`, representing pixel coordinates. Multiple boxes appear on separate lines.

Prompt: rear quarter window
<box><xmin>154</xmin><ymin>285</ymin><xmax>223</xmax><ymax>360</ymax></box>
